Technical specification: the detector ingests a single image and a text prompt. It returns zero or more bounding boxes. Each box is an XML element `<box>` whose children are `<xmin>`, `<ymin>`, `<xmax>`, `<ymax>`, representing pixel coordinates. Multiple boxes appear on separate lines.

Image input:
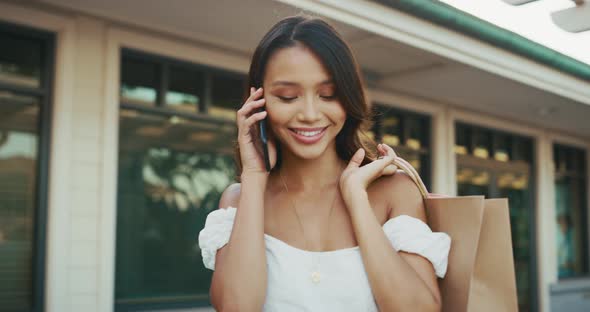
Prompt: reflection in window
<box><xmin>0</xmin><ymin>92</ymin><xmax>40</xmax><ymax>311</ymax></box>
<box><xmin>457</xmin><ymin>167</ymin><xmax>491</xmax><ymax>197</ymax></box>
<box><xmin>372</xmin><ymin>105</ymin><xmax>431</xmax><ymax>188</ymax></box>
<box><xmin>116</xmin><ymin>50</ymin><xmax>253</xmax><ymax>309</ymax></box>
<box><xmin>116</xmin><ymin>108</ymin><xmax>236</xmax><ymax>304</ymax></box>
<box><xmin>455</xmin><ymin>122</ymin><xmax>534</xmax><ymax>312</ymax></box>
<box><xmin>0</xmin><ymin>32</ymin><xmax>42</xmax><ymax>88</ymax></box>
<box><xmin>166</xmin><ymin>65</ymin><xmax>204</xmax><ymax>112</ymax></box>
<box><xmin>120</xmin><ymin>57</ymin><xmax>159</xmax><ymax>106</ymax></box>
<box><xmin>554</xmin><ymin>144</ymin><xmax>588</xmax><ymax>279</ymax></box>
<box><xmin>209</xmin><ymin>73</ymin><xmax>244</xmax><ymax>120</ymax></box>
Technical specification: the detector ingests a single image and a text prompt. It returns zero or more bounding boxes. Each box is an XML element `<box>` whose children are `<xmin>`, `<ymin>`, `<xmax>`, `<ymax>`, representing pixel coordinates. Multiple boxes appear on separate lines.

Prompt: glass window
<box><xmin>472</xmin><ymin>127</ymin><xmax>492</xmax><ymax>159</ymax></box>
<box><xmin>120</xmin><ymin>57</ymin><xmax>159</xmax><ymax>106</ymax></box>
<box><xmin>554</xmin><ymin>144</ymin><xmax>588</xmax><ymax>279</ymax></box>
<box><xmin>116</xmin><ymin>109</ymin><xmax>235</xmax><ymax>304</ymax></box>
<box><xmin>116</xmin><ymin>50</ymin><xmax>240</xmax><ymax>309</ymax></box>
<box><xmin>0</xmin><ymin>33</ymin><xmax>42</xmax><ymax>88</ymax></box>
<box><xmin>166</xmin><ymin>65</ymin><xmax>204</xmax><ymax>112</ymax></box>
<box><xmin>372</xmin><ymin>105</ymin><xmax>431</xmax><ymax>188</ymax></box>
<box><xmin>209</xmin><ymin>73</ymin><xmax>244</xmax><ymax>120</ymax></box>
<box><xmin>0</xmin><ymin>25</ymin><xmax>52</xmax><ymax>312</ymax></box>
<box><xmin>455</xmin><ymin>122</ymin><xmax>535</xmax><ymax>312</ymax></box>
<box><xmin>493</xmin><ymin>133</ymin><xmax>511</xmax><ymax>162</ymax></box>
<box><xmin>454</xmin><ymin>123</ymin><xmax>469</xmax><ymax>155</ymax></box>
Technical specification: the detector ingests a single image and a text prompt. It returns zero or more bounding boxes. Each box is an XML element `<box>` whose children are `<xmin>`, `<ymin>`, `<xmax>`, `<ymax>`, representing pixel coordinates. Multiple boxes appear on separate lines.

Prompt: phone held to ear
<box><xmin>256</xmin><ymin>87</ymin><xmax>271</xmax><ymax>172</ymax></box>
<box><xmin>259</xmin><ymin>117</ymin><xmax>271</xmax><ymax>172</ymax></box>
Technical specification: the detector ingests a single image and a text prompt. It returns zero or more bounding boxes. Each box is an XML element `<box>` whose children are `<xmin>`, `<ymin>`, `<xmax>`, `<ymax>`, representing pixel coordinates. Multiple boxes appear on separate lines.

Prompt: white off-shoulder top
<box><xmin>198</xmin><ymin>207</ymin><xmax>451</xmax><ymax>312</ymax></box>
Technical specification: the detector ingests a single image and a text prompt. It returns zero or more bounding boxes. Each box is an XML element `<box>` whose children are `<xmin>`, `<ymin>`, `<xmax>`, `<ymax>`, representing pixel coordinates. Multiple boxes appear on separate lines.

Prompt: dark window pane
<box><xmin>456</xmin><ymin>166</ymin><xmax>491</xmax><ymax>197</ymax></box>
<box><xmin>378</xmin><ymin>108</ymin><xmax>401</xmax><ymax>147</ymax></box>
<box><xmin>0</xmin><ymin>92</ymin><xmax>40</xmax><ymax>311</ymax></box>
<box><xmin>0</xmin><ymin>32</ymin><xmax>42</xmax><ymax>88</ymax></box>
<box><xmin>373</xmin><ymin>104</ymin><xmax>431</xmax><ymax>188</ymax></box>
<box><xmin>405</xmin><ymin>115</ymin><xmax>426</xmax><ymax>150</ymax></box>
<box><xmin>116</xmin><ymin>108</ymin><xmax>236</xmax><ymax>305</ymax></box>
<box><xmin>512</xmin><ymin>137</ymin><xmax>532</xmax><ymax>163</ymax></box>
<box><xmin>455</xmin><ymin>123</ymin><xmax>469</xmax><ymax>155</ymax></box>
<box><xmin>166</xmin><ymin>66</ymin><xmax>204</xmax><ymax>112</ymax></box>
<box><xmin>554</xmin><ymin>145</ymin><xmax>588</xmax><ymax>279</ymax></box>
<box><xmin>472</xmin><ymin>128</ymin><xmax>491</xmax><ymax>159</ymax></box>
<box><xmin>498</xmin><ymin>183</ymin><xmax>533</xmax><ymax>311</ymax></box>
<box><xmin>209</xmin><ymin>73</ymin><xmax>244</xmax><ymax>120</ymax></box>
<box><xmin>121</xmin><ymin>57</ymin><xmax>159</xmax><ymax>106</ymax></box>
<box><xmin>494</xmin><ymin>133</ymin><xmax>511</xmax><ymax>162</ymax></box>
<box><xmin>456</xmin><ymin>122</ymin><xmax>535</xmax><ymax>312</ymax></box>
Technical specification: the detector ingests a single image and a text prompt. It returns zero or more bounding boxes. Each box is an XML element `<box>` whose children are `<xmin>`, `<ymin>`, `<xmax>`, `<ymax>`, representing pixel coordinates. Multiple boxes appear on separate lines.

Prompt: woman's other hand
<box><xmin>339</xmin><ymin>143</ymin><xmax>398</xmax><ymax>205</ymax></box>
<box><xmin>237</xmin><ymin>87</ymin><xmax>277</xmax><ymax>175</ymax></box>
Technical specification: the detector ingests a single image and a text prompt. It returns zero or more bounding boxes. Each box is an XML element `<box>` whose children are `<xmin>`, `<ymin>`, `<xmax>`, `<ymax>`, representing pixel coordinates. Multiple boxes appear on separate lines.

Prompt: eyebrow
<box><xmin>271</xmin><ymin>79</ymin><xmax>334</xmax><ymax>87</ymax></box>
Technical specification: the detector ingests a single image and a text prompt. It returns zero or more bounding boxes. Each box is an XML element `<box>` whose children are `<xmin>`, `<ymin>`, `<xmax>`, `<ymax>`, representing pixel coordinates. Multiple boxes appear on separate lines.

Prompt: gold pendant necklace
<box><xmin>279</xmin><ymin>171</ymin><xmax>340</xmax><ymax>285</ymax></box>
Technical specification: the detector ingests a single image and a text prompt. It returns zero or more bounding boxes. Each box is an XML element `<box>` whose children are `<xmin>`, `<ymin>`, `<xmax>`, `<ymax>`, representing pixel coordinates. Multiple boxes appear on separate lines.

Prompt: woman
<box><xmin>199</xmin><ymin>15</ymin><xmax>450</xmax><ymax>311</ymax></box>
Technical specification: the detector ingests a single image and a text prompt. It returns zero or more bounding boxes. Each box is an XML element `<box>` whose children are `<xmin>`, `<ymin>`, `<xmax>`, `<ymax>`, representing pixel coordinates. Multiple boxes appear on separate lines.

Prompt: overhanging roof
<box><xmin>375</xmin><ymin>0</ymin><xmax>590</xmax><ymax>82</ymax></box>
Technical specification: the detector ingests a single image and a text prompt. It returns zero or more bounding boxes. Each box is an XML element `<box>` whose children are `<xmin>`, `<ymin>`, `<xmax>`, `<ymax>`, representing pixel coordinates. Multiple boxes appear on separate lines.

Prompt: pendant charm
<box><xmin>311</xmin><ymin>271</ymin><xmax>321</xmax><ymax>284</ymax></box>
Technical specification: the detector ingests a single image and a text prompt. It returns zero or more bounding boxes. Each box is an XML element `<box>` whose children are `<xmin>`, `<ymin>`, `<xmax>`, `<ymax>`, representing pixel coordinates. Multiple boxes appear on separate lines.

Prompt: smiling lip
<box><xmin>288</xmin><ymin>127</ymin><xmax>328</xmax><ymax>144</ymax></box>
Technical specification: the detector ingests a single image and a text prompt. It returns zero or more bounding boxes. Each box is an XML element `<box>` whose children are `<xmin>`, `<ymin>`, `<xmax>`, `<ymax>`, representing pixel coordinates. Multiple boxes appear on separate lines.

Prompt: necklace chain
<box><xmin>278</xmin><ymin>170</ymin><xmax>341</xmax><ymax>284</ymax></box>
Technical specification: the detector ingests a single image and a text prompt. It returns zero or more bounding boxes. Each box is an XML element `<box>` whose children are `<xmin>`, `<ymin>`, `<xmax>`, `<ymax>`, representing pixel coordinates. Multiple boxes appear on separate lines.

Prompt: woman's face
<box><xmin>262</xmin><ymin>44</ymin><xmax>346</xmax><ymax>161</ymax></box>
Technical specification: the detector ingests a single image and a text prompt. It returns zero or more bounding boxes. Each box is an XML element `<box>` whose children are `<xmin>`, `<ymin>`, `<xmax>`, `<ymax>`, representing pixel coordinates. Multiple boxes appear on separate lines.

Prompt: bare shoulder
<box><xmin>218</xmin><ymin>182</ymin><xmax>241</xmax><ymax>209</ymax></box>
<box><xmin>373</xmin><ymin>170</ymin><xmax>426</xmax><ymax>221</ymax></box>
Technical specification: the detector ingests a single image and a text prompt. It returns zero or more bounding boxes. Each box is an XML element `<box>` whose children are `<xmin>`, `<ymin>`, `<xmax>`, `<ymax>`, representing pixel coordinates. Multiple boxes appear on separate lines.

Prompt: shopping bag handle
<box><xmin>390</xmin><ymin>155</ymin><xmax>430</xmax><ymax>200</ymax></box>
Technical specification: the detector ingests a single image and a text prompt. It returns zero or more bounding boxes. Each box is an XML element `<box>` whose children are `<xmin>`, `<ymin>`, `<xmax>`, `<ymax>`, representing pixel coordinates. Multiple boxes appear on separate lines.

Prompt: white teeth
<box><xmin>294</xmin><ymin>129</ymin><xmax>323</xmax><ymax>137</ymax></box>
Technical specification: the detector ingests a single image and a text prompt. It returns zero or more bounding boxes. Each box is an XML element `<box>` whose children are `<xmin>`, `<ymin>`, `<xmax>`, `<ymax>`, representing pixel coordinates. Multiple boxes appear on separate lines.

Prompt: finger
<box><xmin>243</xmin><ymin>110</ymin><xmax>267</xmax><ymax>128</ymax></box>
<box><xmin>382</xmin><ymin>164</ymin><xmax>398</xmax><ymax>176</ymax></box>
<box><xmin>357</xmin><ymin>155</ymin><xmax>395</xmax><ymax>182</ymax></box>
<box><xmin>246</xmin><ymin>87</ymin><xmax>263</xmax><ymax>103</ymax></box>
<box><xmin>381</xmin><ymin>143</ymin><xmax>397</xmax><ymax>157</ymax></box>
<box><xmin>241</xmin><ymin>87</ymin><xmax>261</xmax><ymax>110</ymax></box>
<box><xmin>345</xmin><ymin>148</ymin><xmax>365</xmax><ymax>170</ymax></box>
<box><xmin>237</xmin><ymin>98</ymin><xmax>266</xmax><ymax>118</ymax></box>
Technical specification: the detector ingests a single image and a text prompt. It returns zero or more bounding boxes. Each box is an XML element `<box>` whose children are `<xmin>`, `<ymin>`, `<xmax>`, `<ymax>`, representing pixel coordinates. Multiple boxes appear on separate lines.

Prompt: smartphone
<box><xmin>259</xmin><ymin>117</ymin><xmax>271</xmax><ymax>172</ymax></box>
<box><xmin>256</xmin><ymin>88</ymin><xmax>271</xmax><ymax>172</ymax></box>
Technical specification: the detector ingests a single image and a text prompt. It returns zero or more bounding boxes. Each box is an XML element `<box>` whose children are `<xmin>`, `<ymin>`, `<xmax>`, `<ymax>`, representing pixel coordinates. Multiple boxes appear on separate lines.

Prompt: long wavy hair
<box><xmin>235</xmin><ymin>15</ymin><xmax>376</xmax><ymax>176</ymax></box>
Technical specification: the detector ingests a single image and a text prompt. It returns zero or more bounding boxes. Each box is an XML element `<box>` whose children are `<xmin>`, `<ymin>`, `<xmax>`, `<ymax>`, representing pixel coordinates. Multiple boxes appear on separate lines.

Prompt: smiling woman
<box><xmin>198</xmin><ymin>15</ymin><xmax>450</xmax><ymax>312</ymax></box>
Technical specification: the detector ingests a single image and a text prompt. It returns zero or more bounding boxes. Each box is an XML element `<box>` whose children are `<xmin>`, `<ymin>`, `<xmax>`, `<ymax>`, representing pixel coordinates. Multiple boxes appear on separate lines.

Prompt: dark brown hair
<box><xmin>236</xmin><ymin>15</ymin><xmax>376</xmax><ymax>175</ymax></box>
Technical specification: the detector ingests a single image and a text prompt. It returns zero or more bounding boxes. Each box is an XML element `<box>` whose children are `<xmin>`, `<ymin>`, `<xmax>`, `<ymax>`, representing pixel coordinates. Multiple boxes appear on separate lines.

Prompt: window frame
<box><xmin>0</xmin><ymin>21</ymin><xmax>55</xmax><ymax>312</ymax></box>
<box><xmin>553</xmin><ymin>143</ymin><xmax>589</xmax><ymax>280</ymax></box>
<box><xmin>120</xmin><ymin>48</ymin><xmax>245</xmax><ymax>121</ymax></box>
<box><xmin>115</xmin><ymin>48</ymin><xmax>243</xmax><ymax>311</ymax></box>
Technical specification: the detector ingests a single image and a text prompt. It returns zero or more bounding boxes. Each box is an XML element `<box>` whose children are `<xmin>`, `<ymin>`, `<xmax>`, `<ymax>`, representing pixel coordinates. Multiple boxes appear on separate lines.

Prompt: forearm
<box><xmin>347</xmin><ymin>192</ymin><xmax>439</xmax><ymax>311</ymax></box>
<box><xmin>218</xmin><ymin>173</ymin><xmax>268</xmax><ymax>309</ymax></box>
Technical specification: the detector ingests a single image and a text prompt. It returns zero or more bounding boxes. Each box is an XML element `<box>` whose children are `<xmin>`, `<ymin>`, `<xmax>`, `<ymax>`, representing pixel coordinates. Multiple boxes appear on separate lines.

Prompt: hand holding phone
<box><xmin>236</xmin><ymin>87</ymin><xmax>276</xmax><ymax>174</ymax></box>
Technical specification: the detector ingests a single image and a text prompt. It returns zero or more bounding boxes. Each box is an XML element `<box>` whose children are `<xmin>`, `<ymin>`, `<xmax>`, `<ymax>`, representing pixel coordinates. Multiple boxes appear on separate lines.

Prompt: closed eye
<box><xmin>320</xmin><ymin>95</ymin><xmax>337</xmax><ymax>100</ymax></box>
<box><xmin>277</xmin><ymin>96</ymin><xmax>297</xmax><ymax>102</ymax></box>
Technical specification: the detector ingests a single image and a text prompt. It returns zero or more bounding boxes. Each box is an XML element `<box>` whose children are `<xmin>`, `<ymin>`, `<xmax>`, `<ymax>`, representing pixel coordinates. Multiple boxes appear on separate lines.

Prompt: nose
<box><xmin>297</xmin><ymin>95</ymin><xmax>321</xmax><ymax>123</ymax></box>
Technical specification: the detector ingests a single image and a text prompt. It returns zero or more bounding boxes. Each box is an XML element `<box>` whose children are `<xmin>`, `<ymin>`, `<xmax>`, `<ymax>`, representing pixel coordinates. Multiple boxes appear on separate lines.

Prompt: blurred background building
<box><xmin>0</xmin><ymin>0</ymin><xmax>589</xmax><ymax>311</ymax></box>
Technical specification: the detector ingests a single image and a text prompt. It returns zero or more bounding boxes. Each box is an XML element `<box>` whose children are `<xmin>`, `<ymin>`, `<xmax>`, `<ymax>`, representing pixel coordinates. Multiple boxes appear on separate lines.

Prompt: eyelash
<box><xmin>277</xmin><ymin>95</ymin><xmax>337</xmax><ymax>102</ymax></box>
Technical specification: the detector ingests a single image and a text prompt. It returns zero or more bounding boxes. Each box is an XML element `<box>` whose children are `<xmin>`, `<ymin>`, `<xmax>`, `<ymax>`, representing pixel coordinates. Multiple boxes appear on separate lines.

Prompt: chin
<box><xmin>289</xmin><ymin>144</ymin><xmax>330</xmax><ymax>160</ymax></box>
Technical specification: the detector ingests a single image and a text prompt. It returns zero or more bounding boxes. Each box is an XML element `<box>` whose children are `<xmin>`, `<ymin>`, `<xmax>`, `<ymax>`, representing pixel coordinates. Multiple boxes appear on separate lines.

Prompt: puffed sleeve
<box><xmin>198</xmin><ymin>207</ymin><xmax>237</xmax><ymax>271</ymax></box>
<box><xmin>382</xmin><ymin>215</ymin><xmax>451</xmax><ymax>278</ymax></box>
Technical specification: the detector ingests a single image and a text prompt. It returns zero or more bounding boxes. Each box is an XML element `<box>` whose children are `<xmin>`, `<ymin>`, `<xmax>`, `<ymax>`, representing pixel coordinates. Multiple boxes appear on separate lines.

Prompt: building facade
<box><xmin>0</xmin><ymin>0</ymin><xmax>589</xmax><ymax>311</ymax></box>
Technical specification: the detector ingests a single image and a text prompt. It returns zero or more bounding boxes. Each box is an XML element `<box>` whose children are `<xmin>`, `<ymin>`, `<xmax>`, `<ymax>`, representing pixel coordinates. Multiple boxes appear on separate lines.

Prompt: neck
<box><xmin>274</xmin><ymin>143</ymin><xmax>346</xmax><ymax>193</ymax></box>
